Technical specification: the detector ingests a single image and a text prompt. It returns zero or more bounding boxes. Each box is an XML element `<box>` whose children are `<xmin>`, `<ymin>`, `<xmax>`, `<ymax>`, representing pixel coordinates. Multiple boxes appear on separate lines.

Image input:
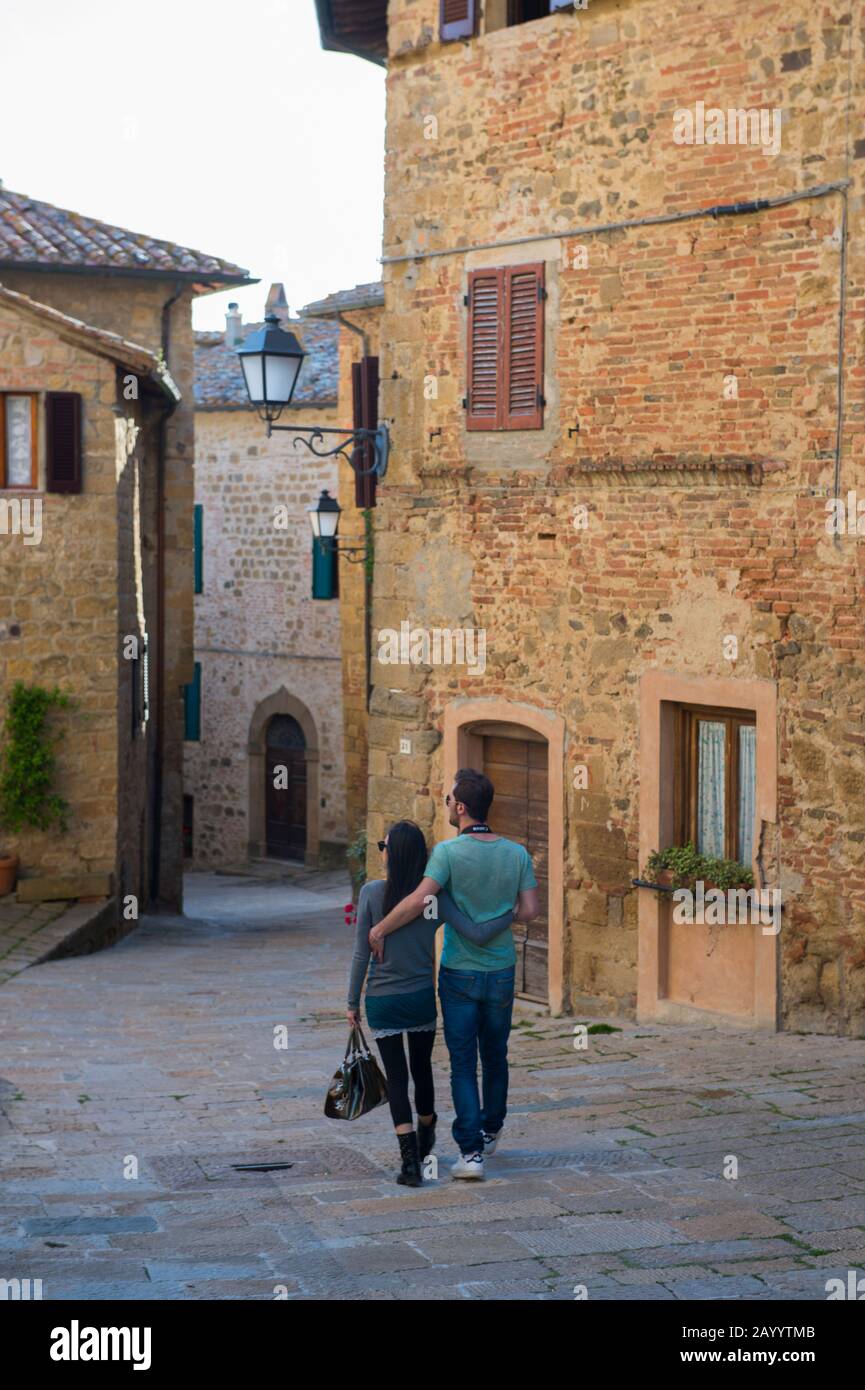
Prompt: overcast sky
<box><xmin>0</xmin><ymin>0</ymin><xmax>386</xmax><ymax>329</ymax></box>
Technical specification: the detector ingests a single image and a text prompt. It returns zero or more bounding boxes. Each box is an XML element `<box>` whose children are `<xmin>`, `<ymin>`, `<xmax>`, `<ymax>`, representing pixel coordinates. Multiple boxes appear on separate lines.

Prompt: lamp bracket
<box><xmin>267</xmin><ymin>422</ymin><xmax>389</xmax><ymax>477</ymax></box>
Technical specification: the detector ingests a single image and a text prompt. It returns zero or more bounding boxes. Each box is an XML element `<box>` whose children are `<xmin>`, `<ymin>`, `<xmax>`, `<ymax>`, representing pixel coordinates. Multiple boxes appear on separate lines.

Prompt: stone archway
<box><xmin>443</xmin><ymin>698</ymin><xmax>565</xmax><ymax>1015</ymax></box>
<box><xmin>248</xmin><ymin>688</ymin><xmax>320</xmax><ymax>867</ymax></box>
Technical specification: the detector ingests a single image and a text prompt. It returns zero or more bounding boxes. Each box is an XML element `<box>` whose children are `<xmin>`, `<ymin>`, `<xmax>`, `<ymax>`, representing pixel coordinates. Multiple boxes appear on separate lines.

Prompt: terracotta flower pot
<box><xmin>0</xmin><ymin>854</ymin><xmax>20</xmax><ymax>897</ymax></box>
<box><xmin>654</xmin><ymin>868</ymin><xmax>675</xmax><ymax>888</ymax></box>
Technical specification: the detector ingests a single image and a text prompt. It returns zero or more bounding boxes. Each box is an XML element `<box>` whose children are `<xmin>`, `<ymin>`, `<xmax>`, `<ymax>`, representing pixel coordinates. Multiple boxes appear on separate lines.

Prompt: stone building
<box><xmin>315</xmin><ymin>1</ymin><xmax>865</xmax><ymax>1035</ymax></box>
<box><xmin>303</xmin><ymin>282</ymin><xmax>384</xmax><ymax>851</ymax></box>
<box><xmin>0</xmin><ymin>186</ymin><xmax>251</xmax><ymax>926</ymax></box>
<box><xmin>187</xmin><ymin>286</ymin><xmax>348</xmax><ymax>868</ymax></box>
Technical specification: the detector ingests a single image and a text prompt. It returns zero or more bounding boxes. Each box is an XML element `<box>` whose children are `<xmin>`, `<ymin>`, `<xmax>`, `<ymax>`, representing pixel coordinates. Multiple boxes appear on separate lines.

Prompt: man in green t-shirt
<box><xmin>369</xmin><ymin>768</ymin><xmax>538</xmax><ymax>1180</ymax></box>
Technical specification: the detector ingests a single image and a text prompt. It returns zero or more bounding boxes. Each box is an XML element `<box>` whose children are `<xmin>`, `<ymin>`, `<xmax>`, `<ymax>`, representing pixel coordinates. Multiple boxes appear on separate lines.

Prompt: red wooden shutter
<box><xmin>46</xmin><ymin>392</ymin><xmax>82</xmax><ymax>493</ymax></box>
<box><xmin>351</xmin><ymin>355</ymin><xmax>379</xmax><ymax>508</ymax></box>
<box><xmin>466</xmin><ymin>268</ymin><xmax>504</xmax><ymax>431</ymax></box>
<box><xmin>503</xmin><ymin>263</ymin><xmax>545</xmax><ymax>430</ymax></box>
<box><xmin>440</xmin><ymin>0</ymin><xmax>477</xmax><ymax>43</ymax></box>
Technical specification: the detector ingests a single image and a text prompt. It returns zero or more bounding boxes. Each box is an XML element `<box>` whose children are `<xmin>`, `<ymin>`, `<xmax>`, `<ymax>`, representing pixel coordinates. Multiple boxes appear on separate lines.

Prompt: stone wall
<box><xmin>0</xmin><ymin>302</ymin><xmax>150</xmax><ymax>898</ymax></box>
<box><xmin>0</xmin><ymin>270</ymin><xmax>198</xmax><ymax>911</ymax></box>
<box><xmin>362</xmin><ymin>0</ymin><xmax>865</xmax><ymax>1031</ymax></box>
<box><xmin>185</xmin><ymin>407</ymin><xmax>347</xmax><ymax>867</ymax></box>
<box><xmin>333</xmin><ymin>310</ymin><xmax>383</xmax><ymax>860</ymax></box>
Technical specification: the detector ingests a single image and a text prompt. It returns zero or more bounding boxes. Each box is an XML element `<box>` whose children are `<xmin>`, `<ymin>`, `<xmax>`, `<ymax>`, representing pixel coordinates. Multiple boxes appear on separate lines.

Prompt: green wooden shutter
<box><xmin>184</xmin><ymin>662</ymin><xmax>201</xmax><ymax>741</ymax></box>
<box><xmin>193</xmin><ymin>504</ymin><xmax>203</xmax><ymax>594</ymax></box>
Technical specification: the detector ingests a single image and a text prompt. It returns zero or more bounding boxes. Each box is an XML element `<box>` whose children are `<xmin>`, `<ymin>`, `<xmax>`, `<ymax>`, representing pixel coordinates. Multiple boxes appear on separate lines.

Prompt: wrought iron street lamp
<box><xmin>238</xmin><ymin>315</ymin><xmax>389</xmax><ymax>477</ymax></box>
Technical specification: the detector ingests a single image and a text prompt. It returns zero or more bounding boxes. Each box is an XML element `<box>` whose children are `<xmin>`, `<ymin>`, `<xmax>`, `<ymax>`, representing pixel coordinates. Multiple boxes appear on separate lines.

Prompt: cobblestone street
<box><xmin>1</xmin><ymin>871</ymin><xmax>864</xmax><ymax>1301</ymax></box>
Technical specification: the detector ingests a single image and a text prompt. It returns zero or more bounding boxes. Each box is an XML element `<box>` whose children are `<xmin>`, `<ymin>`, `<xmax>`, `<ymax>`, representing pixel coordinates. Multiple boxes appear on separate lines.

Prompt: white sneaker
<box><xmin>451</xmin><ymin>1151</ymin><xmax>485</xmax><ymax>1180</ymax></box>
<box><xmin>481</xmin><ymin>1129</ymin><xmax>502</xmax><ymax>1156</ymax></box>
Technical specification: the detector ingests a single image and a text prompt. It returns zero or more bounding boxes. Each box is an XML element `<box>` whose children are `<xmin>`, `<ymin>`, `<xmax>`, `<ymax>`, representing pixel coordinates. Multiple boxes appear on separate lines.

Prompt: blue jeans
<box><xmin>438</xmin><ymin>964</ymin><xmax>515</xmax><ymax>1156</ymax></box>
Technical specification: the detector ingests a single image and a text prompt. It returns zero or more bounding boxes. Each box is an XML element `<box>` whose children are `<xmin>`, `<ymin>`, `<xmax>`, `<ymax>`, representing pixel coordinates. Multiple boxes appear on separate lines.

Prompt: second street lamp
<box><xmin>306</xmin><ymin>489</ymin><xmax>368</xmax><ymax>600</ymax></box>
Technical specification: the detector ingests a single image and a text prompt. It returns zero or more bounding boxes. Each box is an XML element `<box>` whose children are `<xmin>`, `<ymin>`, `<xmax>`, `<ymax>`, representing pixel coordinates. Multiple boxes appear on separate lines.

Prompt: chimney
<box><xmin>225</xmin><ymin>302</ymin><xmax>242</xmax><ymax>348</ymax></box>
<box><xmin>265</xmin><ymin>282</ymin><xmax>289</xmax><ymax>324</ymax></box>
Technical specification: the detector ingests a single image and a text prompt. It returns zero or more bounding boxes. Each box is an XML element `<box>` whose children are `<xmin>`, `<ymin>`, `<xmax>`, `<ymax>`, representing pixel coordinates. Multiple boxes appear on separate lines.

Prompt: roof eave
<box><xmin>313</xmin><ymin>0</ymin><xmax>387</xmax><ymax>67</ymax></box>
<box><xmin>0</xmin><ymin>260</ymin><xmax>257</xmax><ymax>295</ymax></box>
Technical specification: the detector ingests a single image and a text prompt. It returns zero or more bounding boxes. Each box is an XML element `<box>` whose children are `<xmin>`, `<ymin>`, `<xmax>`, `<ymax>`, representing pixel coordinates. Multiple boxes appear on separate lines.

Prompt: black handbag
<box><xmin>324</xmin><ymin>1023</ymin><xmax>389</xmax><ymax>1121</ymax></box>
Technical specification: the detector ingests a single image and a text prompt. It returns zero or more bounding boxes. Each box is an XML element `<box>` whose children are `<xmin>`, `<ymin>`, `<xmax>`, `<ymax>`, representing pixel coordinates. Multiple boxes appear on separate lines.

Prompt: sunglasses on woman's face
<box><xmin>377</xmin><ymin>840</ymin><xmax>387</xmax><ymax>853</ymax></box>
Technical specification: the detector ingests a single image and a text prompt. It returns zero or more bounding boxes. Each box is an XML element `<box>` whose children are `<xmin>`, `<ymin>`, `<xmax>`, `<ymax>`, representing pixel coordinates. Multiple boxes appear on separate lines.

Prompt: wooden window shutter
<box><xmin>193</xmin><ymin>504</ymin><xmax>204</xmax><ymax>594</ymax></box>
<box><xmin>440</xmin><ymin>0</ymin><xmax>477</xmax><ymax>43</ymax></box>
<box><xmin>466</xmin><ymin>268</ymin><xmax>504</xmax><ymax>430</ymax></box>
<box><xmin>183</xmin><ymin>662</ymin><xmax>201</xmax><ymax>742</ymax></box>
<box><xmin>503</xmin><ymin>263</ymin><xmax>545</xmax><ymax>430</ymax></box>
<box><xmin>351</xmin><ymin>355</ymin><xmax>379</xmax><ymax>509</ymax></box>
<box><xmin>46</xmin><ymin>392</ymin><xmax>82</xmax><ymax>493</ymax></box>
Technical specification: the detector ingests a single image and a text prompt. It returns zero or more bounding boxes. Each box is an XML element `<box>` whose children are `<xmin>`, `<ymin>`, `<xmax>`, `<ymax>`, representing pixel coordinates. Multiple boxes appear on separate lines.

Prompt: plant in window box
<box><xmin>0</xmin><ymin>682</ymin><xmax>73</xmax><ymax>896</ymax></box>
<box><xmin>644</xmin><ymin>843</ymin><xmax>754</xmax><ymax>893</ymax></box>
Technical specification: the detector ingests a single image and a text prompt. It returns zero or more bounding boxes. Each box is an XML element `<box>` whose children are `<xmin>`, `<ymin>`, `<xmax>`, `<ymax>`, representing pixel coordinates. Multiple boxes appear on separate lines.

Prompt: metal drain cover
<box><xmin>147</xmin><ymin>1147</ymin><xmax>383</xmax><ymax>1190</ymax></box>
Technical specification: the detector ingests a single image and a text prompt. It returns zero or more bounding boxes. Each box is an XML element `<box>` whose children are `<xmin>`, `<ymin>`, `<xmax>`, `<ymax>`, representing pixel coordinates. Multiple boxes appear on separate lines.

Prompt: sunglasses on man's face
<box><xmin>377</xmin><ymin>840</ymin><xmax>387</xmax><ymax>853</ymax></box>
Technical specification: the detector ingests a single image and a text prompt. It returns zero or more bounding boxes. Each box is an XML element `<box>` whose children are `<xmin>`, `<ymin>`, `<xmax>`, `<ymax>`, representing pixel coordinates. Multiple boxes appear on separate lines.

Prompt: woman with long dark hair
<box><xmin>347</xmin><ymin>821</ymin><xmax>513</xmax><ymax>1186</ymax></box>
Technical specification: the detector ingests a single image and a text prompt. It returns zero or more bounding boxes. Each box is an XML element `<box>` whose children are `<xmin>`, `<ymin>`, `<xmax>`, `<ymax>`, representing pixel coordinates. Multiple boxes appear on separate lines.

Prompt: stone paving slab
<box><xmin>0</xmin><ymin>897</ymin><xmax>114</xmax><ymax>984</ymax></box>
<box><xmin>1</xmin><ymin>869</ymin><xmax>864</xmax><ymax>1301</ymax></box>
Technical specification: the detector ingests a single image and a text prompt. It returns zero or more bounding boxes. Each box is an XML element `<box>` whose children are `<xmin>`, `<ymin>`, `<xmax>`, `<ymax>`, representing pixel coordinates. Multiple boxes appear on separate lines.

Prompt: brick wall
<box><xmin>362</xmin><ymin>0</ymin><xmax>865</xmax><ymax>1031</ymax></box>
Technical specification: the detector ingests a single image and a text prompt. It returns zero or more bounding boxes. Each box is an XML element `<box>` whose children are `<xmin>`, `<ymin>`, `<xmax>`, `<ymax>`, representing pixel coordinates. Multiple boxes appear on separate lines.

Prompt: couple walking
<box><xmin>346</xmin><ymin>767</ymin><xmax>538</xmax><ymax>1186</ymax></box>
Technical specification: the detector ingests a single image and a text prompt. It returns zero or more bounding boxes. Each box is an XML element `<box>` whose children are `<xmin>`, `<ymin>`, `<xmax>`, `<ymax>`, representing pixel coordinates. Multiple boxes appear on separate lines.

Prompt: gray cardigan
<box><xmin>347</xmin><ymin>879</ymin><xmax>515</xmax><ymax>1009</ymax></box>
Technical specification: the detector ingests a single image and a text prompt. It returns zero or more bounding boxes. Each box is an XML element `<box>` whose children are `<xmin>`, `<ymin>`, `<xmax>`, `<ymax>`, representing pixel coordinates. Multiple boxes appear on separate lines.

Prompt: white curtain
<box><xmin>5</xmin><ymin>396</ymin><xmax>32</xmax><ymax>486</ymax></box>
<box><xmin>738</xmin><ymin>725</ymin><xmax>757</xmax><ymax>867</ymax></box>
<box><xmin>697</xmin><ymin>721</ymin><xmax>726</xmax><ymax>857</ymax></box>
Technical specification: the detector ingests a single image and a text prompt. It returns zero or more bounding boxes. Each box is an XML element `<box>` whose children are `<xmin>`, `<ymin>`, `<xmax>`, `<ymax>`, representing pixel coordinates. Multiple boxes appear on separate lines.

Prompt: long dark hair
<box><xmin>382</xmin><ymin>820</ymin><xmax>429</xmax><ymax>917</ymax></box>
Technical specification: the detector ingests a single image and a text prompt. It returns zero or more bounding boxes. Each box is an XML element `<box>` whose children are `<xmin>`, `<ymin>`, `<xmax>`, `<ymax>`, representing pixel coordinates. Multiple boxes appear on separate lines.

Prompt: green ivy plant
<box><xmin>346</xmin><ymin>828</ymin><xmax>368</xmax><ymax>896</ymax></box>
<box><xmin>0</xmin><ymin>682</ymin><xmax>73</xmax><ymax>836</ymax></box>
<box><xmin>644</xmin><ymin>842</ymin><xmax>754</xmax><ymax>891</ymax></box>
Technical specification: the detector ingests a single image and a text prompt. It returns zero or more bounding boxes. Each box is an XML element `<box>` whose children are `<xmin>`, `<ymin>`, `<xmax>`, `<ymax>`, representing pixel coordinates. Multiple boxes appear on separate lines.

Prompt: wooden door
<box><xmin>481</xmin><ymin>733</ymin><xmax>549</xmax><ymax>1002</ymax></box>
<box><xmin>265</xmin><ymin>715</ymin><xmax>307</xmax><ymax>860</ymax></box>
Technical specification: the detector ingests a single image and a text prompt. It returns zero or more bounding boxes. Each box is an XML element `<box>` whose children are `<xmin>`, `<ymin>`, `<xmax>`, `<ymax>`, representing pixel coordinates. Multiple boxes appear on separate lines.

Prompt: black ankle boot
<box><xmin>397</xmin><ymin>1131</ymin><xmax>422</xmax><ymax>1187</ymax></box>
<box><xmin>417</xmin><ymin>1112</ymin><xmax>437</xmax><ymax>1164</ymax></box>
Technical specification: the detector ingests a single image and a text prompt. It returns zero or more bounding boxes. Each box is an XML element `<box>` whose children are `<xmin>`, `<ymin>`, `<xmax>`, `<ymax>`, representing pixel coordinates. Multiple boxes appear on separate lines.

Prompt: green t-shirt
<box><xmin>425</xmin><ymin>835</ymin><xmax>537</xmax><ymax>972</ymax></box>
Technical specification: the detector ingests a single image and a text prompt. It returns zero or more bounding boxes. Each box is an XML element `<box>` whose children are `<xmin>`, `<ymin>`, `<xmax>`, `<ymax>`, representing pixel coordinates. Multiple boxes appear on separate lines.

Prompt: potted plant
<box><xmin>0</xmin><ymin>849</ymin><xmax>19</xmax><ymax>897</ymax></box>
<box><xmin>0</xmin><ymin>682</ymin><xmax>72</xmax><ymax>895</ymax></box>
<box><xmin>644</xmin><ymin>842</ymin><xmax>702</xmax><ymax>890</ymax></box>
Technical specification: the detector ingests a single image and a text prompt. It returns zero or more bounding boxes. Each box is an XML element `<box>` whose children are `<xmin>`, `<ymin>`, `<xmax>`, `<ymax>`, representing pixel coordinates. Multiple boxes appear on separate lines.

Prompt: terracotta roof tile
<box><xmin>0</xmin><ymin>188</ymin><xmax>252</xmax><ymax>287</ymax></box>
<box><xmin>302</xmin><ymin>281</ymin><xmax>384</xmax><ymax>316</ymax></box>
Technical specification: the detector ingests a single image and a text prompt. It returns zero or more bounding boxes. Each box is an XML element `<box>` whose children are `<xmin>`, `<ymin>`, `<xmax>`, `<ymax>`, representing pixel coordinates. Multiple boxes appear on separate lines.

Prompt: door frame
<box><xmin>442</xmin><ymin>698</ymin><xmax>565</xmax><ymax>1015</ymax></box>
<box><xmin>248</xmin><ymin>688</ymin><xmax>320</xmax><ymax>867</ymax></box>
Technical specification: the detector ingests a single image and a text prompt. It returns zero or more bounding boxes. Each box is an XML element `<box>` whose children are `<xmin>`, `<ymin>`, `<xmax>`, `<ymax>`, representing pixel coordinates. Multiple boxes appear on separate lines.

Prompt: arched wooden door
<box><xmin>480</xmin><ymin>730</ymin><xmax>550</xmax><ymax>1003</ymax></box>
<box><xmin>265</xmin><ymin>715</ymin><xmax>307</xmax><ymax>860</ymax></box>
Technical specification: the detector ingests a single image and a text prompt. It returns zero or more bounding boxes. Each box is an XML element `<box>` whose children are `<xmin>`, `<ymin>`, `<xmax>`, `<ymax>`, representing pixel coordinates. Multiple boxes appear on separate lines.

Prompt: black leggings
<box><xmin>375</xmin><ymin>1030</ymin><xmax>436</xmax><ymax>1129</ymax></box>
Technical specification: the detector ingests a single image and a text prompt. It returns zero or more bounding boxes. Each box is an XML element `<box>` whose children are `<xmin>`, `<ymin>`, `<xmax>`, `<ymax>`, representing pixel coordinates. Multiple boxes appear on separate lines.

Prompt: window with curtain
<box><xmin>0</xmin><ymin>394</ymin><xmax>37</xmax><ymax>488</ymax></box>
<box><xmin>676</xmin><ymin>706</ymin><xmax>757</xmax><ymax>866</ymax></box>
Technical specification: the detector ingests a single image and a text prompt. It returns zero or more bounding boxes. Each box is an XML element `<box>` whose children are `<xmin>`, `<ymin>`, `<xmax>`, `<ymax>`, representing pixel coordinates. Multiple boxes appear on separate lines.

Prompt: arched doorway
<box><xmin>443</xmin><ymin>699</ymin><xmax>565</xmax><ymax>1014</ymax></box>
<box><xmin>265</xmin><ymin>714</ymin><xmax>307</xmax><ymax>860</ymax></box>
<box><xmin>248</xmin><ymin>689</ymin><xmax>320</xmax><ymax>867</ymax></box>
